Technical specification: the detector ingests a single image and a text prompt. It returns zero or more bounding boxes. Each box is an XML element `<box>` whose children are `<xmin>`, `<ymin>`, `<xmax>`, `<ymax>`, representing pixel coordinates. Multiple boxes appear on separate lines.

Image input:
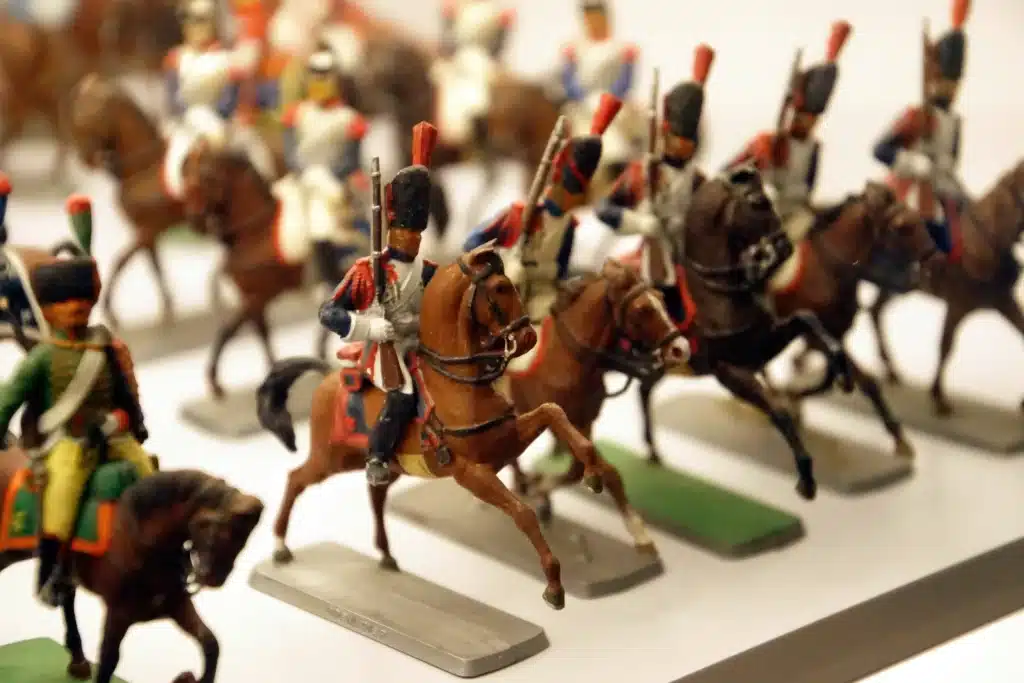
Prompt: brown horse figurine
<box><xmin>503</xmin><ymin>259</ymin><xmax>690</xmax><ymax>503</ymax></box>
<box><xmin>66</xmin><ymin>73</ymin><xmax>188</xmax><ymax>329</ymax></box>
<box><xmin>0</xmin><ymin>452</ymin><xmax>263</xmax><ymax>683</ymax></box>
<box><xmin>629</xmin><ymin>166</ymin><xmax>856</xmax><ymax>500</ymax></box>
<box><xmin>866</xmin><ymin>160</ymin><xmax>1024</xmax><ymax>414</ymax></box>
<box><xmin>761</xmin><ymin>182</ymin><xmax>946</xmax><ymax>458</ymax></box>
<box><xmin>256</xmin><ymin>245</ymin><xmax>654</xmax><ymax>610</ymax></box>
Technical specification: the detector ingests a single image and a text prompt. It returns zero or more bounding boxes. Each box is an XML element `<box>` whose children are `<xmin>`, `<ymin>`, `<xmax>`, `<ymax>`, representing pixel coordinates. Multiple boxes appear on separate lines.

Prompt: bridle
<box><xmin>552</xmin><ymin>277</ymin><xmax>681</xmax><ymax>397</ymax></box>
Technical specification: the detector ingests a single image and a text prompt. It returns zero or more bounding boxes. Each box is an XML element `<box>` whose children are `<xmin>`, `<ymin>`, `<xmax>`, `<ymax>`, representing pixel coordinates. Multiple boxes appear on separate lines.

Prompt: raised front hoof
<box><xmin>894</xmin><ymin>438</ymin><xmax>915</xmax><ymax>459</ymax></box>
<box><xmin>66</xmin><ymin>659</ymin><xmax>91</xmax><ymax>680</ymax></box>
<box><xmin>583</xmin><ymin>474</ymin><xmax>603</xmax><ymax>495</ymax></box>
<box><xmin>543</xmin><ymin>586</ymin><xmax>566</xmax><ymax>610</ymax></box>
<box><xmin>272</xmin><ymin>546</ymin><xmax>294</xmax><ymax>565</ymax></box>
<box><xmin>796</xmin><ymin>478</ymin><xmax>817</xmax><ymax>501</ymax></box>
<box><xmin>172</xmin><ymin>672</ymin><xmax>199</xmax><ymax>683</ymax></box>
<box><xmin>379</xmin><ymin>556</ymin><xmax>400</xmax><ymax>572</ymax></box>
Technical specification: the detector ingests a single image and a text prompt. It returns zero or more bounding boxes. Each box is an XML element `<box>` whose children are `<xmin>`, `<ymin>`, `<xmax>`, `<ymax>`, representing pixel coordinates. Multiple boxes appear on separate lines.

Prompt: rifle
<box><xmin>644</xmin><ymin>68</ymin><xmax>672</xmax><ymax>284</ymax></box>
<box><xmin>773</xmin><ymin>48</ymin><xmax>803</xmax><ymax>164</ymax></box>
<box><xmin>368</xmin><ymin>156</ymin><xmax>402</xmax><ymax>391</ymax></box>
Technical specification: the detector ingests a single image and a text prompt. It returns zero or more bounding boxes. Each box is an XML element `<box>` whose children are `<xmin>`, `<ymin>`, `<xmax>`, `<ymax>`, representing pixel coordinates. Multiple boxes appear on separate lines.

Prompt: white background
<box><xmin>1</xmin><ymin>0</ymin><xmax>1024</xmax><ymax>681</ymax></box>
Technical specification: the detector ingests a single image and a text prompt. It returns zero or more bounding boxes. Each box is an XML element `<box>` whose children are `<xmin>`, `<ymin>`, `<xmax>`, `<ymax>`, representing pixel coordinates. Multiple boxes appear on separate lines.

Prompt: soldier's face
<box><xmin>582</xmin><ymin>10</ymin><xmax>609</xmax><ymax>39</ymax></box>
<box><xmin>663</xmin><ymin>133</ymin><xmax>695</xmax><ymax>165</ymax></box>
<box><xmin>789</xmin><ymin>112</ymin><xmax>818</xmax><ymax>138</ymax></box>
<box><xmin>928</xmin><ymin>78</ymin><xmax>959</xmax><ymax>107</ymax></box>
<box><xmin>42</xmin><ymin>298</ymin><xmax>95</xmax><ymax>331</ymax></box>
<box><xmin>307</xmin><ymin>74</ymin><xmax>337</xmax><ymax>102</ymax></box>
<box><xmin>184</xmin><ymin>18</ymin><xmax>214</xmax><ymax>46</ymax></box>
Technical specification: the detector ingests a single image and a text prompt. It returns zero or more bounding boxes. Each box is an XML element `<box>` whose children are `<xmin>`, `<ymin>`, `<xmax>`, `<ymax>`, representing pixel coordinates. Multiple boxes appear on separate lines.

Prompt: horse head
<box><xmin>182</xmin><ymin>141</ymin><xmax>272</xmax><ymax>241</ymax></box>
<box><xmin>68</xmin><ymin>73</ymin><xmax>122</xmax><ymax>171</ymax></box>
<box><xmin>122</xmin><ymin>470</ymin><xmax>263</xmax><ymax>589</ymax></box>
<box><xmin>420</xmin><ymin>244</ymin><xmax>534</xmax><ymax>364</ymax></box>
<box><xmin>862</xmin><ymin>181</ymin><xmax>944</xmax><ymax>267</ymax></box>
<box><xmin>684</xmin><ymin>165</ymin><xmax>791</xmax><ymax>291</ymax></box>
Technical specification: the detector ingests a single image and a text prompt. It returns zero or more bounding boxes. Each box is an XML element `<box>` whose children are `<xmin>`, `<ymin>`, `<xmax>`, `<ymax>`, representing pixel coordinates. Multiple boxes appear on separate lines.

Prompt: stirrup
<box><xmin>366</xmin><ymin>457</ymin><xmax>391</xmax><ymax>486</ymax></box>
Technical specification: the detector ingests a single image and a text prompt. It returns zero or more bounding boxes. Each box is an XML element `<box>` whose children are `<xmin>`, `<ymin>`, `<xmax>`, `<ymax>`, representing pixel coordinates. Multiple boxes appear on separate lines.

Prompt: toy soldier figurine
<box><xmin>431</xmin><ymin>0</ymin><xmax>515</xmax><ymax>151</ymax></box>
<box><xmin>319</xmin><ymin>123</ymin><xmax>440</xmax><ymax>486</ymax></box>
<box><xmin>229</xmin><ymin>0</ymin><xmax>276</xmax><ymax>118</ymax></box>
<box><xmin>283</xmin><ymin>42</ymin><xmax>370</xmax><ymax>286</ymax></box>
<box><xmin>0</xmin><ymin>196</ymin><xmax>153</xmax><ymax>607</ymax></box>
<box><xmin>725</xmin><ymin>21</ymin><xmax>852</xmax><ymax>243</ymax></box>
<box><xmin>596</xmin><ymin>45</ymin><xmax>715</xmax><ymax>299</ymax></box>
<box><xmin>560</xmin><ymin>0</ymin><xmax>640</xmax><ymax>176</ymax></box>
<box><xmin>872</xmin><ymin>0</ymin><xmax>969</xmax><ymax>252</ymax></box>
<box><xmin>463</xmin><ymin>96</ymin><xmax>619</xmax><ymax>325</ymax></box>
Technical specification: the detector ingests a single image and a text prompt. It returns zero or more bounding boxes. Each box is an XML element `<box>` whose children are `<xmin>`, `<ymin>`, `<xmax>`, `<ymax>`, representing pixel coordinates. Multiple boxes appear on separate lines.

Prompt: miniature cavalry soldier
<box><xmin>431</xmin><ymin>0</ymin><xmax>515</xmax><ymax>150</ymax></box>
<box><xmin>319</xmin><ymin>123</ymin><xmax>440</xmax><ymax>487</ymax></box>
<box><xmin>229</xmin><ymin>0</ymin><xmax>279</xmax><ymax>120</ymax></box>
<box><xmin>282</xmin><ymin>43</ymin><xmax>370</xmax><ymax>285</ymax></box>
<box><xmin>872</xmin><ymin>0</ymin><xmax>970</xmax><ymax>251</ymax></box>
<box><xmin>0</xmin><ymin>196</ymin><xmax>153</xmax><ymax>607</ymax></box>
<box><xmin>725</xmin><ymin>21</ymin><xmax>852</xmax><ymax>243</ymax></box>
<box><xmin>463</xmin><ymin>96</ymin><xmax>619</xmax><ymax>325</ymax></box>
<box><xmin>560</xmin><ymin>0</ymin><xmax>639</xmax><ymax>172</ymax></box>
<box><xmin>595</xmin><ymin>45</ymin><xmax>715</xmax><ymax>302</ymax></box>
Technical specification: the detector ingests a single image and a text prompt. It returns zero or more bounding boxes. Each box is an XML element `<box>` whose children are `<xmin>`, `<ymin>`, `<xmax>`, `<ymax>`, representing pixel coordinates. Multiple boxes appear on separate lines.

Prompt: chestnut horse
<box><xmin>504</xmin><ymin>259</ymin><xmax>691</xmax><ymax>503</ymax></box>
<box><xmin>867</xmin><ymin>160</ymin><xmax>1024</xmax><ymax>414</ymax></box>
<box><xmin>0</xmin><ymin>454</ymin><xmax>263</xmax><ymax>683</ymax></box>
<box><xmin>760</xmin><ymin>183</ymin><xmax>946</xmax><ymax>458</ymax></box>
<box><xmin>65</xmin><ymin>73</ymin><xmax>188</xmax><ymax>329</ymax></box>
<box><xmin>629</xmin><ymin>167</ymin><xmax>855</xmax><ymax>500</ymax></box>
<box><xmin>256</xmin><ymin>245</ymin><xmax>654</xmax><ymax>610</ymax></box>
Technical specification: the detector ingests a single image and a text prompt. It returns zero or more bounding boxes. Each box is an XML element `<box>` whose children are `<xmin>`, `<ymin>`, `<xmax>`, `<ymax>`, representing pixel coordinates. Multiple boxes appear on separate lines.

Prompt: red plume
<box><xmin>826</xmin><ymin>21</ymin><xmax>852</xmax><ymax>62</ymax></box>
<box><xmin>0</xmin><ymin>173</ymin><xmax>11</xmax><ymax>195</ymax></box>
<box><xmin>411</xmin><ymin>121</ymin><xmax>438</xmax><ymax>167</ymax></box>
<box><xmin>951</xmin><ymin>0</ymin><xmax>970</xmax><ymax>28</ymax></box>
<box><xmin>692</xmin><ymin>44</ymin><xmax>714</xmax><ymax>85</ymax></box>
<box><xmin>590</xmin><ymin>93</ymin><xmax>623</xmax><ymax>135</ymax></box>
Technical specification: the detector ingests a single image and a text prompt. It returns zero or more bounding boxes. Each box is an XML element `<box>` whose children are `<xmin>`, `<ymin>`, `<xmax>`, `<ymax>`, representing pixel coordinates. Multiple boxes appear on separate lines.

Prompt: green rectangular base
<box><xmin>0</xmin><ymin>638</ymin><xmax>129</xmax><ymax>682</ymax></box>
<box><xmin>534</xmin><ymin>441</ymin><xmax>804</xmax><ymax>558</ymax></box>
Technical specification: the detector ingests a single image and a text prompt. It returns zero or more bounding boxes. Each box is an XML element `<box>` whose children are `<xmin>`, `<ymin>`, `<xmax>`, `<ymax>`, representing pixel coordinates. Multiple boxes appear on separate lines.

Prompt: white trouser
<box><xmin>779</xmin><ymin>204</ymin><xmax>816</xmax><ymax>243</ymax></box>
<box><xmin>184</xmin><ymin>105</ymin><xmax>228</xmax><ymax>147</ymax></box>
<box><xmin>432</xmin><ymin>48</ymin><xmax>494</xmax><ymax>144</ymax></box>
<box><xmin>300</xmin><ymin>165</ymin><xmax>345</xmax><ymax>242</ymax></box>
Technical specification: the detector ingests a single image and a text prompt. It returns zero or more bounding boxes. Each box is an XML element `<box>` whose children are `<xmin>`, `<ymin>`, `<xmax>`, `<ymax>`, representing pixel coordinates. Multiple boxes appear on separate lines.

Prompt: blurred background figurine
<box><xmin>725</xmin><ymin>20</ymin><xmax>852</xmax><ymax>244</ymax></box>
<box><xmin>872</xmin><ymin>0</ymin><xmax>970</xmax><ymax>254</ymax></box>
<box><xmin>559</xmin><ymin>0</ymin><xmax>642</xmax><ymax>192</ymax></box>
<box><xmin>282</xmin><ymin>41</ymin><xmax>370</xmax><ymax>288</ymax></box>
<box><xmin>431</xmin><ymin>0</ymin><xmax>515</xmax><ymax>155</ymax></box>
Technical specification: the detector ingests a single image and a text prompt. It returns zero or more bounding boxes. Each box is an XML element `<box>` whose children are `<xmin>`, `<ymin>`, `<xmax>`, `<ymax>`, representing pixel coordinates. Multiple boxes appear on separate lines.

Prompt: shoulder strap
<box><xmin>37</xmin><ymin>328</ymin><xmax>110</xmax><ymax>435</ymax></box>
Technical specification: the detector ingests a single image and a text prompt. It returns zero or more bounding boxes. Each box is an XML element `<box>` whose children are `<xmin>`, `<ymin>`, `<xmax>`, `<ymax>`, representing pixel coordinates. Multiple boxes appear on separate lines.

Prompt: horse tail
<box><xmin>257</xmin><ymin>357</ymin><xmax>332</xmax><ymax>452</ymax></box>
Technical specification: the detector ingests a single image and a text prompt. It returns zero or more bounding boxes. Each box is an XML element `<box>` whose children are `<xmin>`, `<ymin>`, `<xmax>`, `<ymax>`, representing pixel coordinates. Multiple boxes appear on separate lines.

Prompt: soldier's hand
<box><xmin>368</xmin><ymin>319</ymin><xmax>395</xmax><ymax>342</ymax></box>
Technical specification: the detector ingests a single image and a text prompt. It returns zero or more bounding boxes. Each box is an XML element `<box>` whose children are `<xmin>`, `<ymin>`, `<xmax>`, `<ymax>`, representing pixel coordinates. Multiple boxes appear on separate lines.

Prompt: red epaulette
<box><xmin>622</xmin><ymin>44</ymin><xmax>639</xmax><ymax>62</ymax></box>
<box><xmin>332</xmin><ymin>258</ymin><xmax>375</xmax><ymax>309</ymax></box>
<box><xmin>748</xmin><ymin>132</ymin><xmax>782</xmax><ymax>169</ymax></box>
<box><xmin>501</xmin><ymin>202</ymin><xmax>527</xmax><ymax>245</ymax></box>
<box><xmin>499</xmin><ymin>8</ymin><xmax>515</xmax><ymax>25</ymax></box>
<box><xmin>163</xmin><ymin>47</ymin><xmax>180</xmax><ymax>72</ymax></box>
<box><xmin>625</xmin><ymin>160</ymin><xmax>645</xmax><ymax>200</ymax></box>
<box><xmin>348</xmin><ymin>114</ymin><xmax>369</xmax><ymax>139</ymax></box>
<box><xmin>892</xmin><ymin>106</ymin><xmax>931</xmax><ymax>140</ymax></box>
<box><xmin>562</xmin><ymin>44</ymin><xmax>576</xmax><ymax>61</ymax></box>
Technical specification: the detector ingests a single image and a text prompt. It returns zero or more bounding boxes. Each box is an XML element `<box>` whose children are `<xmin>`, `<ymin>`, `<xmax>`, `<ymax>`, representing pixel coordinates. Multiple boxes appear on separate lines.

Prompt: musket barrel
<box><xmin>521</xmin><ymin>115</ymin><xmax>569</xmax><ymax>241</ymax></box>
<box><xmin>369</xmin><ymin>156</ymin><xmax>385</xmax><ymax>304</ymax></box>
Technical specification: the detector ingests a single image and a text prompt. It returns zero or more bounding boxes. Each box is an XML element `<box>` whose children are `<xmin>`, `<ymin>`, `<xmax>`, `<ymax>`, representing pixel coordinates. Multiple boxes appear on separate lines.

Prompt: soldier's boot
<box><xmin>36</xmin><ymin>537</ymin><xmax>70</xmax><ymax>608</ymax></box>
<box><xmin>470</xmin><ymin>116</ymin><xmax>490</xmax><ymax>162</ymax></box>
<box><xmin>366</xmin><ymin>391</ymin><xmax>418</xmax><ymax>487</ymax></box>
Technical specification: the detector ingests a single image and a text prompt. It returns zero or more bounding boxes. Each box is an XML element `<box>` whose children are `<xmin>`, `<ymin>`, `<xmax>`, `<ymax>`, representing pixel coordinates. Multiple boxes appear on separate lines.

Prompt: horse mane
<box><xmin>970</xmin><ymin>159</ymin><xmax>1024</xmax><ymax>233</ymax></box>
<box><xmin>218</xmin><ymin>150</ymin><xmax>276</xmax><ymax>204</ymax></box>
<box><xmin>551</xmin><ymin>274</ymin><xmax>597</xmax><ymax>314</ymax></box>
<box><xmin>121</xmin><ymin>469</ymin><xmax>233</xmax><ymax>526</ymax></box>
<box><xmin>807</xmin><ymin>196</ymin><xmax>856</xmax><ymax>237</ymax></box>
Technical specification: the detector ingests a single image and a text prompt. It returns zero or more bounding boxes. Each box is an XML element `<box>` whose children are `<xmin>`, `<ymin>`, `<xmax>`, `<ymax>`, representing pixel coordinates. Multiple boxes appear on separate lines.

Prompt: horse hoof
<box><xmin>584</xmin><ymin>475</ymin><xmax>603</xmax><ymax>494</ymax></box>
<box><xmin>537</xmin><ymin>500</ymin><xmax>553</xmax><ymax>525</ymax></box>
<box><xmin>272</xmin><ymin>547</ymin><xmax>294</xmax><ymax>564</ymax></box>
<box><xmin>933</xmin><ymin>400</ymin><xmax>953</xmax><ymax>417</ymax></box>
<box><xmin>172</xmin><ymin>673</ymin><xmax>198</xmax><ymax>683</ymax></box>
<box><xmin>379</xmin><ymin>556</ymin><xmax>400</xmax><ymax>572</ymax></box>
<box><xmin>796</xmin><ymin>478</ymin><xmax>817</xmax><ymax>501</ymax></box>
<box><xmin>646</xmin><ymin>454</ymin><xmax>663</xmax><ymax>467</ymax></box>
<box><xmin>635</xmin><ymin>541</ymin><xmax>658</xmax><ymax>556</ymax></box>
<box><xmin>67</xmin><ymin>659</ymin><xmax>91</xmax><ymax>680</ymax></box>
<box><xmin>885</xmin><ymin>372</ymin><xmax>903</xmax><ymax>386</ymax></box>
<box><xmin>894</xmin><ymin>439</ymin><xmax>915</xmax><ymax>459</ymax></box>
<box><xmin>543</xmin><ymin>587</ymin><xmax>566</xmax><ymax>610</ymax></box>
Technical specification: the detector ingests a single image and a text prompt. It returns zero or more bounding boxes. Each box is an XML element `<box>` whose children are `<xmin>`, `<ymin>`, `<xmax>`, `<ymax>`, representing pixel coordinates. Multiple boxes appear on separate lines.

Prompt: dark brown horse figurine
<box><xmin>764</xmin><ymin>182</ymin><xmax>946</xmax><ymax>457</ymax></box>
<box><xmin>631</xmin><ymin>167</ymin><xmax>856</xmax><ymax>500</ymax></box>
<box><xmin>0</xmin><ymin>452</ymin><xmax>263</xmax><ymax>683</ymax></box>
<box><xmin>866</xmin><ymin>160</ymin><xmax>1024</xmax><ymax>413</ymax></box>
<box><xmin>256</xmin><ymin>245</ymin><xmax>654</xmax><ymax>610</ymax></box>
<box><xmin>503</xmin><ymin>259</ymin><xmax>690</xmax><ymax>503</ymax></box>
<box><xmin>66</xmin><ymin>73</ymin><xmax>188</xmax><ymax>329</ymax></box>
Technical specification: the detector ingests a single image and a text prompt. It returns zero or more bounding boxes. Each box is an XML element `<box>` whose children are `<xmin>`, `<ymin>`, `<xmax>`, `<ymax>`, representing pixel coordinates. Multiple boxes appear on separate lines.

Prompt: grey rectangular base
<box><xmin>249</xmin><ymin>542</ymin><xmax>548</xmax><ymax>678</ymax></box>
<box><xmin>118</xmin><ymin>292</ymin><xmax>316</xmax><ymax>364</ymax></box>
<box><xmin>390</xmin><ymin>479</ymin><xmax>663</xmax><ymax>598</ymax></box>
<box><xmin>658</xmin><ymin>395</ymin><xmax>913</xmax><ymax>494</ymax></box>
<box><xmin>826</xmin><ymin>380</ymin><xmax>1024</xmax><ymax>454</ymax></box>
<box><xmin>179</xmin><ymin>370</ymin><xmax>320</xmax><ymax>438</ymax></box>
<box><xmin>678</xmin><ymin>536</ymin><xmax>1024</xmax><ymax>683</ymax></box>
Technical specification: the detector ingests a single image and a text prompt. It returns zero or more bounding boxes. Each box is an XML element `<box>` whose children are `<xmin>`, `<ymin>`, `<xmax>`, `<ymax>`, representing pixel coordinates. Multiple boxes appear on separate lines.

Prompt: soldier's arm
<box><xmin>319</xmin><ymin>261</ymin><xmax>375</xmax><ymax>340</ymax></box>
<box><xmin>555</xmin><ymin>218</ymin><xmax>577</xmax><ymax>280</ymax></box>
<box><xmin>0</xmin><ymin>344</ymin><xmax>48</xmax><ymax>437</ymax></box>
<box><xmin>560</xmin><ymin>45</ymin><xmax>585</xmax><ymax>102</ymax></box>
<box><xmin>463</xmin><ymin>203</ymin><xmax>523</xmax><ymax>251</ymax></box>
<box><xmin>330</xmin><ymin>113</ymin><xmax>370</xmax><ymax>179</ymax></box>
<box><xmin>609</xmin><ymin>45</ymin><xmax>639</xmax><ymax>99</ymax></box>
<box><xmin>281</xmin><ymin>104</ymin><xmax>302</xmax><ymax>171</ymax></box>
<box><xmin>723</xmin><ymin>133</ymin><xmax>772</xmax><ymax>173</ymax></box>
<box><xmin>595</xmin><ymin>162</ymin><xmax>646</xmax><ymax>230</ymax></box>
<box><xmin>873</xmin><ymin>108</ymin><xmax>920</xmax><ymax>168</ymax></box>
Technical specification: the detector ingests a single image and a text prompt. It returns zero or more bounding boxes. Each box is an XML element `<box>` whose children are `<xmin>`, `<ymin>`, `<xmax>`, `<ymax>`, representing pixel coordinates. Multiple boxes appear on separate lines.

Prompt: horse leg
<box><xmin>168</xmin><ymin>596</ymin><xmax>219</xmax><ymax>683</ymax></box>
<box><xmin>206</xmin><ymin>308</ymin><xmax>251</xmax><ymax>399</ymax></box>
<box><xmin>253</xmin><ymin>309</ymin><xmax>275</xmax><ymax>370</ymax></box>
<box><xmin>715</xmin><ymin>363</ymin><xmax>817</xmax><ymax>500</ymax></box>
<box><xmin>930</xmin><ymin>301</ymin><xmax>969</xmax><ymax>416</ymax></box>
<box><xmin>452</xmin><ymin>461</ymin><xmax>565</xmax><ymax>610</ymax></box>
<box><xmin>369</xmin><ymin>477</ymin><xmax>400</xmax><ymax>571</ymax></box>
<box><xmin>847</xmin><ymin>355</ymin><xmax>914</xmax><ymax>458</ymax></box>
<box><xmin>93</xmin><ymin>611</ymin><xmax>132</xmax><ymax>683</ymax></box>
<box><xmin>517</xmin><ymin>404</ymin><xmax>654</xmax><ymax>552</ymax></box>
<box><xmin>869</xmin><ymin>289</ymin><xmax>902</xmax><ymax>384</ymax></box>
<box><xmin>145</xmin><ymin>244</ymin><xmax>176</xmax><ymax>325</ymax></box>
<box><xmin>991</xmin><ymin>295</ymin><xmax>1024</xmax><ymax>412</ymax></box>
<box><xmin>639</xmin><ymin>375</ymin><xmax>662</xmax><ymax>464</ymax></box>
<box><xmin>62</xmin><ymin>589</ymin><xmax>90</xmax><ymax>680</ymax></box>
<box><xmin>101</xmin><ymin>242</ymin><xmax>146</xmax><ymax>330</ymax></box>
